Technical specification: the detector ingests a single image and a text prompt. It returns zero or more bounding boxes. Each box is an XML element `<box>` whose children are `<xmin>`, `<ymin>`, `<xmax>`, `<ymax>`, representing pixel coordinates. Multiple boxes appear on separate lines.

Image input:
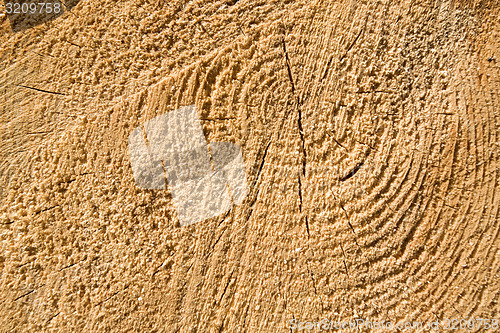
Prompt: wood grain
<box><xmin>0</xmin><ymin>0</ymin><xmax>499</xmax><ymax>332</ymax></box>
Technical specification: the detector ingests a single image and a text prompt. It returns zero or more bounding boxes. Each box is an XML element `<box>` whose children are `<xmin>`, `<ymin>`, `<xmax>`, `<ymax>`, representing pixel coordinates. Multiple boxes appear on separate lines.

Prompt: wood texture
<box><xmin>0</xmin><ymin>0</ymin><xmax>499</xmax><ymax>332</ymax></box>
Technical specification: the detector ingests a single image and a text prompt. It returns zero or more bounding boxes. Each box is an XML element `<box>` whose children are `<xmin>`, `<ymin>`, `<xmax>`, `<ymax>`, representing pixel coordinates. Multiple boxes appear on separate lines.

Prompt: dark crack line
<box><xmin>186</xmin><ymin>261</ymin><xmax>195</xmax><ymax>274</ymax></box>
<box><xmin>307</xmin><ymin>265</ymin><xmax>318</xmax><ymax>295</ymax></box>
<box><xmin>281</xmin><ymin>37</ymin><xmax>295</xmax><ymax>93</ymax></box>
<box><xmin>217</xmin><ymin>314</ymin><xmax>228</xmax><ymax>333</ymax></box>
<box><xmin>431</xmin><ymin>311</ymin><xmax>440</xmax><ymax>320</ymax></box>
<box><xmin>198</xmin><ymin>210</ymin><xmax>227</xmax><ymax>260</ymax></box>
<box><xmin>14</xmin><ymin>284</ymin><xmax>45</xmax><ymax>301</ymax></box>
<box><xmin>199</xmin><ymin>117</ymin><xmax>236</xmax><ymax>121</ymax></box>
<box><xmin>27</xmin><ymin>131</ymin><xmax>52</xmax><ymax>135</ymax></box>
<box><xmin>152</xmin><ymin>262</ymin><xmax>164</xmax><ymax>277</ymax></box>
<box><xmin>339</xmin><ymin>202</ymin><xmax>349</xmax><ymax>220</ymax></box>
<box><xmin>355</xmin><ymin>139</ymin><xmax>375</xmax><ymax>150</ymax></box>
<box><xmin>18</xmin><ymin>261</ymin><xmax>32</xmax><ymax>268</ymax></box>
<box><xmin>242</xmin><ymin>187</ymin><xmax>260</xmax><ymax>227</ymax></box>
<box><xmin>321</xmin><ymin>27</ymin><xmax>363</xmax><ymax>83</ymax></box>
<box><xmin>297</xmin><ymin>105</ymin><xmax>307</xmax><ymax>237</ymax></box>
<box><xmin>30</xmin><ymin>50</ymin><xmax>56</xmax><ymax>59</ymax></box>
<box><xmin>209</xmin><ymin>228</ymin><xmax>227</xmax><ymax>253</ymax></box>
<box><xmin>59</xmin><ymin>262</ymin><xmax>78</xmax><ymax>271</ymax></box>
<box><xmin>46</xmin><ymin>312</ymin><xmax>60</xmax><ymax>325</ymax></box>
<box><xmin>306</xmin><ymin>262</ymin><xmax>325</xmax><ymax>311</ymax></box>
<box><xmin>339</xmin><ymin>203</ymin><xmax>360</xmax><ymax>248</ymax></box>
<box><xmin>339</xmin><ymin>29</ymin><xmax>363</xmax><ymax>63</ymax></box>
<box><xmin>60</xmin><ymin>256</ymin><xmax>98</xmax><ymax>273</ymax></box>
<box><xmin>332</xmin><ymin>195</ymin><xmax>360</xmax><ymax>250</ymax></box>
<box><xmin>96</xmin><ymin>285</ymin><xmax>129</xmax><ymax>306</ymax></box>
<box><xmin>216</xmin><ymin>210</ymin><xmax>231</xmax><ymax>229</ymax></box>
<box><xmin>218</xmin><ymin>270</ymin><xmax>235</xmax><ymax>304</ymax></box>
<box><xmin>298</xmin><ymin>175</ymin><xmax>303</xmax><ymax>212</ymax></box>
<box><xmin>15</xmin><ymin>84</ymin><xmax>66</xmax><ymax>96</ymax></box>
<box><xmin>298</xmin><ymin>175</ymin><xmax>309</xmax><ymax>237</ymax></box>
<box><xmin>296</xmin><ymin>100</ymin><xmax>307</xmax><ymax>238</ymax></box>
<box><xmin>63</xmin><ymin>40</ymin><xmax>82</xmax><ymax>48</ymax></box>
<box><xmin>443</xmin><ymin>203</ymin><xmax>457</xmax><ymax>210</ymax></box>
<box><xmin>58</xmin><ymin>172</ymin><xmax>93</xmax><ymax>185</ymax></box>
<box><xmin>304</xmin><ymin>216</ymin><xmax>310</xmax><ymax>238</ymax></box>
<box><xmin>321</xmin><ymin>56</ymin><xmax>334</xmax><ymax>82</ymax></box>
<box><xmin>253</xmin><ymin>140</ymin><xmax>271</xmax><ymax>188</ymax></box>
<box><xmin>352</xmin><ymin>90</ymin><xmax>397</xmax><ymax>94</ymax></box>
<box><xmin>35</xmin><ymin>205</ymin><xmax>59</xmax><ymax>215</ymax></box>
<box><xmin>281</xmin><ymin>35</ymin><xmax>309</xmax><ymax>239</ymax></box>
<box><xmin>297</xmin><ymin>106</ymin><xmax>306</xmax><ymax>176</ymax></box>
<box><xmin>14</xmin><ymin>289</ymin><xmax>35</xmax><ymax>301</ymax></box>
<box><xmin>340</xmin><ymin>160</ymin><xmax>364</xmax><ymax>181</ymax></box>
<box><xmin>242</xmin><ymin>304</ymin><xmax>250</xmax><ymax>328</ymax></box>
<box><xmin>327</xmin><ymin>132</ymin><xmax>347</xmax><ymax>150</ymax></box>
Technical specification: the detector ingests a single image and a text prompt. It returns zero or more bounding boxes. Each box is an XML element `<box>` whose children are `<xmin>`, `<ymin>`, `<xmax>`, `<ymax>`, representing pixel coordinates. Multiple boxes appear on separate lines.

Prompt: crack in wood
<box><xmin>15</xmin><ymin>84</ymin><xmax>66</xmax><ymax>96</ymax></box>
<box><xmin>218</xmin><ymin>270</ymin><xmax>235</xmax><ymax>304</ymax></box>
<box><xmin>339</xmin><ymin>160</ymin><xmax>364</xmax><ymax>182</ymax></box>
<box><xmin>35</xmin><ymin>205</ymin><xmax>59</xmax><ymax>215</ymax></box>
<box><xmin>96</xmin><ymin>285</ymin><xmax>129</xmax><ymax>306</ymax></box>
<box><xmin>281</xmin><ymin>37</ymin><xmax>295</xmax><ymax>93</ymax></box>
<box><xmin>46</xmin><ymin>311</ymin><xmax>60</xmax><ymax>325</ymax></box>
<box><xmin>14</xmin><ymin>284</ymin><xmax>45</xmax><ymax>301</ymax></box>
<box><xmin>253</xmin><ymin>140</ymin><xmax>271</xmax><ymax>188</ymax></box>
<box><xmin>339</xmin><ymin>29</ymin><xmax>363</xmax><ymax>63</ymax></box>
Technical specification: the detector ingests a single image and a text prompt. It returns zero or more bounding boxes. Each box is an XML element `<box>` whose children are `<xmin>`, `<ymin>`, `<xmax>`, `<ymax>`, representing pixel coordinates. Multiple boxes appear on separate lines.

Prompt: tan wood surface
<box><xmin>1</xmin><ymin>0</ymin><xmax>499</xmax><ymax>332</ymax></box>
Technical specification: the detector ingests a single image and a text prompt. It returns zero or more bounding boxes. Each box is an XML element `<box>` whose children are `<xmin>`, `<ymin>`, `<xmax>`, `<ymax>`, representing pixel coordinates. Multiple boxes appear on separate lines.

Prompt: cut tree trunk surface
<box><xmin>0</xmin><ymin>0</ymin><xmax>499</xmax><ymax>332</ymax></box>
